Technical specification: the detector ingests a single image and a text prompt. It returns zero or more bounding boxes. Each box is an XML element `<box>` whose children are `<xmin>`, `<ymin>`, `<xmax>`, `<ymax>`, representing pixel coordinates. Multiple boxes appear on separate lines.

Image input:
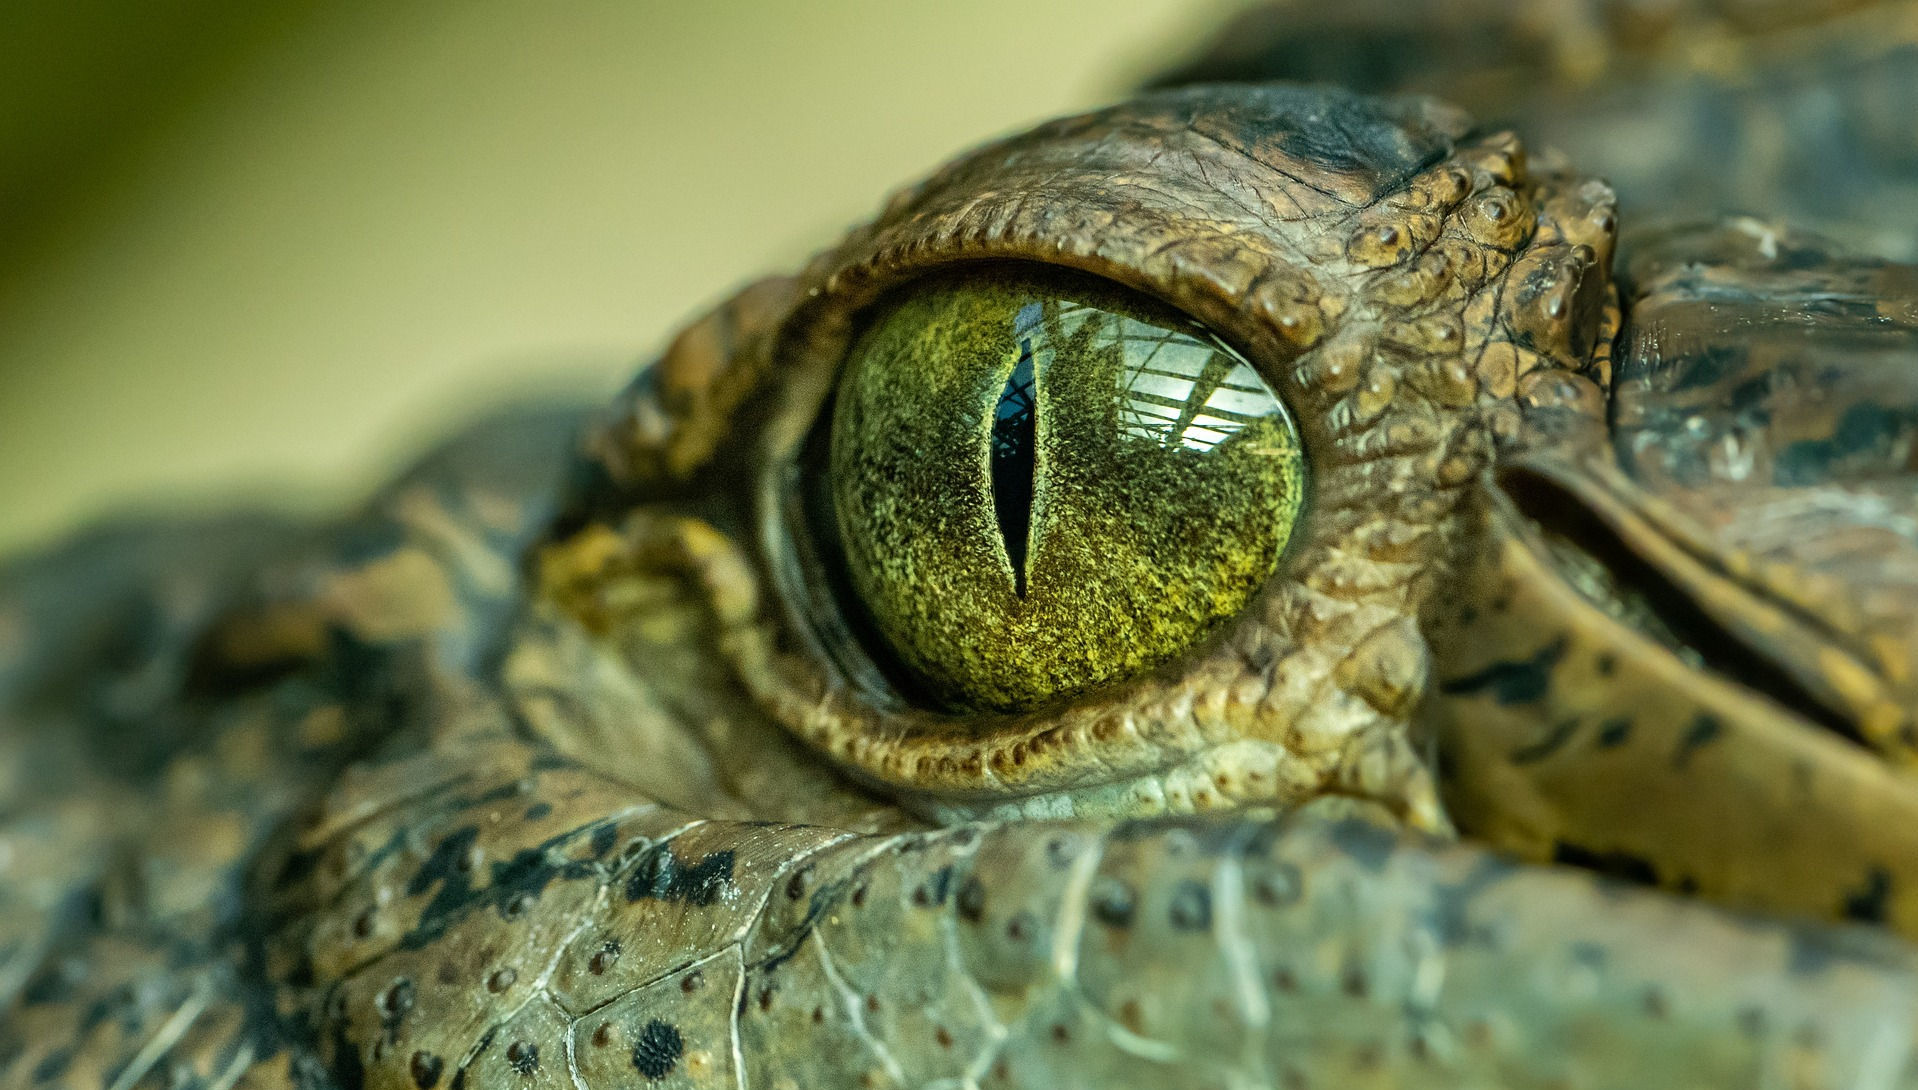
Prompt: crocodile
<box><xmin>7</xmin><ymin>2</ymin><xmax>1918</xmax><ymax>1087</ymax></box>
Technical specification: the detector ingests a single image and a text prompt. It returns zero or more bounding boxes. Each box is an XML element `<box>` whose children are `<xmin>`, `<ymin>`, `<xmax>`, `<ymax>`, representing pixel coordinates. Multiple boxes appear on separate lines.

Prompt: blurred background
<box><xmin>0</xmin><ymin>1</ymin><xmax>1229</xmax><ymax>555</ymax></box>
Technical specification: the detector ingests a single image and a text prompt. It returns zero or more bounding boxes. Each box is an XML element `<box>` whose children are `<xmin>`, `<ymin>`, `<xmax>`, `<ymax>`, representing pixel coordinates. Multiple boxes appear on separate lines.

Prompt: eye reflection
<box><xmin>822</xmin><ymin>266</ymin><xmax>1306</xmax><ymax>712</ymax></box>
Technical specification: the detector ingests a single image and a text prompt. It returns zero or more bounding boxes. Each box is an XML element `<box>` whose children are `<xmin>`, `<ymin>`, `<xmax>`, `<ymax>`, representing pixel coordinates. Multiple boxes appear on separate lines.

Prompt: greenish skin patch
<box><xmin>829</xmin><ymin>267</ymin><xmax>1306</xmax><ymax>712</ymax></box>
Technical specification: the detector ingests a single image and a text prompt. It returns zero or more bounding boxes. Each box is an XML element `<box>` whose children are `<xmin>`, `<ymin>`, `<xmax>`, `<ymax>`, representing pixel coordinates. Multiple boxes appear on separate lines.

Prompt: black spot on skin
<box><xmin>1330</xmin><ymin>818</ymin><xmax>1397</xmax><ymax>873</ymax></box>
<box><xmin>1776</xmin><ymin>403</ymin><xmax>1909</xmax><ymax>486</ymax></box>
<box><xmin>1552</xmin><ymin>842</ymin><xmax>1659</xmax><ymax>887</ymax></box>
<box><xmin>631</xmin><ymin>1020</ymin><xmax>683</xmax><ymax>1080</ymax></box>
<box><xmin>589</xmin><ymin>823</ymin><xmax>620</xmax><ymax>859</ymax></box>
<box><xmin>1508</xmin><ymin>717</ymin><xmax>1582</xmax><ymax>765</ymax></box>
<box><xmin>624</xmin><ymin>849</ymin><xmax>735</xmax><ymax>907</ymax></box>
<box><xmin>1595</xmin><ymin>717</ymin><xmax>1633</xmax><ymax>749</ymax></box>
<box><xmin>1440</xmin><ymin>638</ymin><xmax>1568</xmax><ymax>705</ymax></box>
<box><xmin>20</xmin><ymin>963</ymin><xmax>78</xmax><ymax>1006</ymax></box>
<box><xmin>505</xmin><ymin>1042</ymin><xmax>538</xmax><ymax>1076</ymax></box>
<box><xmin>522</xmin><ymin>803</ymin><xmax>552</xmax><ymax>822</ymax></box>
<box><xmin>1594</xmin><ymin>653</ymin><xmax>1618</xmax><ymax>678</ymax></box>
<box><xmin>399</xmin><ymin>825</ymin><xmax>481</xmax><ymax>946</ymax></box>
<box><xmin>957</xmin><ymin>877</ymin><xmax>988</xmax><ymax>922</ymax></box>
<box><xmin>31</xmin><ymin>1047</ymin><xmax>74</xmax><ymax>1084</ymax></box>
<box><xmin>1168</xmin><ymin>880</ymin><xmax>1213</xmax><ymax>932</ymax></box>
<box><xmin>1091</xmin><ymin>878</ymin><xmax>1136</xmax><ymax>928</ymax></box>
<box><xmin>1673</xmin><ymin>714</ymin><xmax>1724</xmax><ymax>770</ymax></box>
<box><xmin>912</xmin><ymin>866</ymin><xmax>955</xmax><ymax>908</ymax></box>
<box><xmin>331</xmin><ymin>1015</ymin><xmax>373</xmax><ymax>1090</ymax></box>
<box><xmin>475</xmin><ymin>779</ymin><xmax>531</xmax><ymax>806</ymax></box>
<box><xmin>1843</xmin><ymin>867</ymin><xmax>1894</xmax><ymax>924</ymax></box>
<box><xmin>271</xmin><ymin>844</ymin><xmax>326</xmax><ymax>892</ymax></box>
<box><xmin>1006</xmin><ymin>912</ymin><xmax>1036</xmax><ymax>943</ymax></box>
<box><xmin>410</xmin><ymin>1052</ymin><xmax>444</xmax><ymax>1090</ymax></box>
<box><xmin>78</xmin><ymin>997</ymin><xmax>116</xmax><ymax>1033</ymax></box>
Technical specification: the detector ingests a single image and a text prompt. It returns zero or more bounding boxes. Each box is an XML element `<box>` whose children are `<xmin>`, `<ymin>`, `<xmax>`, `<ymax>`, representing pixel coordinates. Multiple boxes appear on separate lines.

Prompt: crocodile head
<box><xmin>103</xmin><ymin>81</ymin><xmax>1918</xmax><ymax>1090</ymax></box>
<box><xmin>546</xmin><ymin>80</ymin><xmax>1918</xmax><ymax>932</ymax></box>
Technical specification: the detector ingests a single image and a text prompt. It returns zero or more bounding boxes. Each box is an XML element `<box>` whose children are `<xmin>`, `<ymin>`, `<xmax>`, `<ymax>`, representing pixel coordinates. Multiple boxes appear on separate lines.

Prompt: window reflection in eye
<box><xmin>1092</xmin><ymin>309</ymin><xmax>1276</xmax><ymax>453</ymax></box>
<box><xmin>814</xmin><ymin>266</ymin><xmax>1306</xmax><ymax>713</ymax></box>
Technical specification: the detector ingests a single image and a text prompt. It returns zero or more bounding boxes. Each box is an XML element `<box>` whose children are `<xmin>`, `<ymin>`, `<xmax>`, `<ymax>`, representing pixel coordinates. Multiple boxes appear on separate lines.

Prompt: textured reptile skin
<box><xmin>8</xmin><ymin>6</ymin><xmax>1918</xmax><ymax>1090</ymax></box>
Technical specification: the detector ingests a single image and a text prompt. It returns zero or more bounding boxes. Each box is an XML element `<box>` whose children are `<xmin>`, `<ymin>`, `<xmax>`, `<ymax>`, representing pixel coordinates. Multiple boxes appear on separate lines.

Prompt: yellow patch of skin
<box><xmin>829</xmin><ymin>268</ymin><xmax>1306</xmax><ymax>711</ymax></box>
<box><xmin>322</xmin><ymin>548</ymin><xmax>459</xmax><ymax>643</ymax></box>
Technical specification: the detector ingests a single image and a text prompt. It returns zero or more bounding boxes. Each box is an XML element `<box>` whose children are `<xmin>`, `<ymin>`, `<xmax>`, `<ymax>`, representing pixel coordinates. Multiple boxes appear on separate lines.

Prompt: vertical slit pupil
<box><xmin>991</xmin><ymin>331</ymin><xmax>1038</xmax><ymax>597</ymax></box>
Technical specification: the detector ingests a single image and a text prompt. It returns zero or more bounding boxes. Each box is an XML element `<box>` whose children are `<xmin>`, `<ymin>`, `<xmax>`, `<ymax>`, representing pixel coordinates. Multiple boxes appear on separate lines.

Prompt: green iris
<box><xmin>826</xmin><ymin>267</ymin><xmax>1306</xmax><ymax>712</ymax></box>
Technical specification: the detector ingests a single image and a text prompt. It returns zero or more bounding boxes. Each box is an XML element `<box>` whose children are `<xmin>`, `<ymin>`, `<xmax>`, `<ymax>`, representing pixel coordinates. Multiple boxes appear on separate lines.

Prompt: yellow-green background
<box><xmin>0</xmin><ymin>1</ymin><xmax>1228</xmax><ymax>555</ymax></box>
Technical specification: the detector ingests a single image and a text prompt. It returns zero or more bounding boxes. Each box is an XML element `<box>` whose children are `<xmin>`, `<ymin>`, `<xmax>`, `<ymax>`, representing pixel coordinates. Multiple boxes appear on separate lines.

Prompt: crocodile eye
<box><xmin>819</xmin><ymin>266</ymin><xmax>1306</xmax><ymax>712</ymax></box>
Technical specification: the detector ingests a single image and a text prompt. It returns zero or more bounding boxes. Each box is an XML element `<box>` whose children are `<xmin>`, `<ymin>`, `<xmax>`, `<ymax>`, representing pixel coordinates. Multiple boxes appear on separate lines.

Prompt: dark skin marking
<box><xmin>1595</xmin><ymin>716</ymin><xmax>1633</xmax><ymax>749</ymax></box>
<box><xmin>1328</xmin><ymin>817</ymin><xmax>1397</xmax><ymax>872</ymax></box>
<box><xmin>1509</xmin><ymin>716</ymin><xmax>1582</xmax><ymax>765</ymax></box>
<box><xmin>1552</xmin><ymin>842</ymin><xmax>1659</xmax><ymax>887</ymax></box>
<box><xmin>522</xmin><ymin>802</ymin><xmax>552</xmax><ymax>822</ymax></box>
<box><xmin>957</xmin><ymin>876</ymin><xmax>987</xmax><ymax>922</ymax></box>
<box><xmin>1843</xmin><ymin>867</ymin><xmax>1894</xmax><ymax>924</ymax></box>
<box><xmin>1168</xmin><ymin>879</ymin><xmax>1213</xmax><ymax>932</ymax></box>
<box><xmin>1439</xmin><ymin>638</ymin><xmax>1568</xmax><ymax>705</ymax></box>
<box><xmin>912</xmin><ymin>865</ymin><xmax>955</xmax><ymax>907</ymax></box>
<box><xmin>631</xmin><ymin>1020</ymin><xmax>683</xmax><ymax>1080</ymax></box>
<box><xmin>1091</xmin><ymin>877</ymin><xmax>1136</xmax><ymax>928</ymax></box>
<box><xmin>1673</xmin><ymin>714</ymin><xmax>1725</xmax><ymax>770</ymax></box>
<box><xmin>624</xmin><ymin>849</ymin><xmax>736</xmax><ymax>906</ymax></box>
<box><xmin>411</xmin><ymin>1052</ymin><xmax>444</xmax><ymax>1089</ymax></box>
<box><xmin>30</xmin><ymin>1048</ymin><xmax>73</xmax><ymax>1085</ymax></box>
<box><xmin>504</xmin><ymin>1042</ymin><xmax>537</xmax><ymax>1076</ymax></box>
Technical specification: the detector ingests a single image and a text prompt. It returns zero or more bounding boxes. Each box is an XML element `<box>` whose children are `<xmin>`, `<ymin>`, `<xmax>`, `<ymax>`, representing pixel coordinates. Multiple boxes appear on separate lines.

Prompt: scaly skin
<box><xmin>8</xmin><ymin>28</ymin><xmax>1918</xmax><ymax>1090</ymax></box>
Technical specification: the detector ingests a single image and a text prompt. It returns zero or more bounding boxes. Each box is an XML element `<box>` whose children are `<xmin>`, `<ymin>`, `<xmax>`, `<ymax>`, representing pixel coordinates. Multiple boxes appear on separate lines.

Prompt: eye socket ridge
<box><xmin>784</xmin><ymin>262</ymin><xmax>1310</xmax><ymax>716</ymax></box>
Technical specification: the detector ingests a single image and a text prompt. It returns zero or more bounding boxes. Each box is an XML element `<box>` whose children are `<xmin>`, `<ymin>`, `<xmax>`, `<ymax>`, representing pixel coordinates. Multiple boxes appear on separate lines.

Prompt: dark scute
<box><xmin>631</xmin><ymin>1020</ymin><xmax>683</xmax><ymax>1080</ymax></box>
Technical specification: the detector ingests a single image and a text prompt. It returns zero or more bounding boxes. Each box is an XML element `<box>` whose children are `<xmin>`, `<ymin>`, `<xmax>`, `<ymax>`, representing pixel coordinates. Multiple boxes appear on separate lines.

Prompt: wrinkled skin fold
<box><xmin>8</xmin><ymin>7</ymin><xmax>1918</xmax><ymax>1090</ymax></box>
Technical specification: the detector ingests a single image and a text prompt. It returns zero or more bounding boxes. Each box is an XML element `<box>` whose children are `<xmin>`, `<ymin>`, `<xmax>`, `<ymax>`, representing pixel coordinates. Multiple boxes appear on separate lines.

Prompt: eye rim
<box><xmin>781</xmin><ymin>259</ymin><xmax>1313</xmax><ymax>717</ymax></box>
<box><xmin>721</xmin><ymin>89</ymin><xmax>1514</xmax><ymax>815</ymax></box>
<box><xmin>747</xmin><ymin>243</ymin><xmax>1345</xmax><ymax>808</ymax></box>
